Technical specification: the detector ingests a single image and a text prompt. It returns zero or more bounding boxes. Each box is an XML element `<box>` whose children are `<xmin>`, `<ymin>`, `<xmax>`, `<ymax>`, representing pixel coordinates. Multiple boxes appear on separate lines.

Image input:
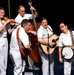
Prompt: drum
<box><xmin>62</xmin><ymin>47</ymin><xmax>74</xmax><ymax>60</ymax></box>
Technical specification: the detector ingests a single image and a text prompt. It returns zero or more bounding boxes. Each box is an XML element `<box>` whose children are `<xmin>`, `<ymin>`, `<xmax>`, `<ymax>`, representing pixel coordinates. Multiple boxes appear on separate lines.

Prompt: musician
<box><xmin>14</xmin><ymin>5</ymin><xmax>39</xmax><ymax>72</ymax></box>
<box><xmin>0</xmin><ymin>7</ymin><xmax>16</xmax><ymax>75</ymax></box>
<box><xmin>9</xmin><ymin>19</ymin><xmax>33</xmax><ymax>75</ymax></box>
<box><xmin>15</xmin><ymin>5</ymin><xmax>38</xmax><ymax>29</ymax></box>
<box><xmin>58</xmin><ymin>22</ymin><xmax>74</xmax><ymax>75</ymax></box>
<box><xmin>37</xmin><ymin>17</ymin><xmax>54</xmax><ymax>75</ymax></box>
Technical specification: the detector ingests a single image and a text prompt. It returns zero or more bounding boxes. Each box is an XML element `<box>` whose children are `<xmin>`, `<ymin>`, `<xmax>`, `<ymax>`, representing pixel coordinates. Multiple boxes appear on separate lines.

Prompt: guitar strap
<box><xmin>70</xmin><ymin>30</ymin><xmax>74</xmax><ymax>45</ymax></box>
<box><xmin>70</xmin><ymin>30</ymin><xmax>74</xmax><ymax>63</ymax></box>
<box><xmin>47</xmin><ymin>25</ymin><xmax>58</xmax><ymax>38</ymax></box>
<box><xmin>47</xmin><ymin>26</ymin><xmax>53</xmax><ymax>32</ymax></box>
<box><xmin>16</xmin><ymin>28</ymin><xmax>26</xmax><ymax>59</ymax></box>
<box><xmin>16</xmin><ymin>28</ymin><xmax>20</xmax><ymax>48</ymax></box>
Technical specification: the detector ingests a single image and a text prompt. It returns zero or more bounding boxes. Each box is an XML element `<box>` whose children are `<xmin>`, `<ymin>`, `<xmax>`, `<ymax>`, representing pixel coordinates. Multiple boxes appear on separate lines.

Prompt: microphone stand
<box><xmin>47</xmin><ymin>31</ymin><xmax>50</xmax><ymax>75</ymax></box>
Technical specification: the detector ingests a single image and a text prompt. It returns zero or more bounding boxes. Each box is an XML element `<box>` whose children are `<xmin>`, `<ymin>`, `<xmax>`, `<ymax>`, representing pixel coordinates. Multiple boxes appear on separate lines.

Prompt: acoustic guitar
<box><xmin>40</xmin><ymin>34</ymin><xmax>59</xmax><ymax>54</ymax></box>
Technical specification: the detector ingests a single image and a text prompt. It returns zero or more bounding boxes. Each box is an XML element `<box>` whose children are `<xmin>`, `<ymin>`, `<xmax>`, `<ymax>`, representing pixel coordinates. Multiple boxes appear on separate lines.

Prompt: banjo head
<box><xmin>62</xmin><ymin>47</ymin><xmax>73</xmax><ymax>60</ymax></box>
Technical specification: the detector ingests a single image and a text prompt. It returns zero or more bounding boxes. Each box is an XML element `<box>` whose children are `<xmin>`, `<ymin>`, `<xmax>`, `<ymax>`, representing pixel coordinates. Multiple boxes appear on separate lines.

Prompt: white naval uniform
<box><xmin>37</xmin><ymin>25</ymin><xmax>54</xmax><ymax>75</ymax></box>
<box><xmin>15</xmin><ymin>13</ymin><xmax>34</xmax><ymax>71</ymax></box>
<box><xmin>9</xmin><ymin>27</ymin><xmax>30</xmax><ymax>75</ymax></box>
<box><xmin>0</xmin><ymin>20</ymin><xmax>8</xmax><ymax>75</ymax></box>
<box><xmin>58</xmin><ymin>30</ymin><xmax>74</xmax><ymax>75</ymax></box>
<box><xmin>15</xmin><ymin>14</ymin><xmax>32</xmax><ymax>29</ymax></box>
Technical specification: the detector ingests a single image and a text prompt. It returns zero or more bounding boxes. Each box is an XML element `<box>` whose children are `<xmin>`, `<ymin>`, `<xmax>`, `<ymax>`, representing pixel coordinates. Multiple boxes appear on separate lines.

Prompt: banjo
<box><xmin>62</xmin><ymin>47</ymin><xmax>74</xmax><ymax>60</ymax></box>
<box><xmin>62</xmin><ymin>30</ymin><xmax>74</xmax><ymax>60</ymax></box>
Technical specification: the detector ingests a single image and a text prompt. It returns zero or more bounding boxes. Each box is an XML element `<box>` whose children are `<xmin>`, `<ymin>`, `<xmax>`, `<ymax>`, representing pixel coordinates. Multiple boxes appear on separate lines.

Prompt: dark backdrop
<box><xmin>0</xmin><ymin>0</ymin><xmax>74</xmax><ymax>35</ymax></box>
<box><xmin>0</xmin><ymin>1</ymin><xmax>74</xmax><ymax>75</ymax></box>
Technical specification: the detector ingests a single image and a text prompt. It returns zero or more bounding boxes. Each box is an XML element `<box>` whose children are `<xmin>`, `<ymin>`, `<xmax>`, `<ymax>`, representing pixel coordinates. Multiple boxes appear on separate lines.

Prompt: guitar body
<box><xmin>20</xmin><ymin>45</ymin><xmax>28</xmax><ymax>60</ymax></box>
<box><xmin>40</xmin><ymin>34</ymin><xmax>59</xmax><ymax>54</ymax></box>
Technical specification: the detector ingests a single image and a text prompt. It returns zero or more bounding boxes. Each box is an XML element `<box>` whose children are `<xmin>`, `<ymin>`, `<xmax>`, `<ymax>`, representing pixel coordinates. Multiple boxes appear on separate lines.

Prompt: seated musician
<box><xmin>58</xmin><ymin>22</ymin><xmax>74</xmax><ymax>75</ymax></box>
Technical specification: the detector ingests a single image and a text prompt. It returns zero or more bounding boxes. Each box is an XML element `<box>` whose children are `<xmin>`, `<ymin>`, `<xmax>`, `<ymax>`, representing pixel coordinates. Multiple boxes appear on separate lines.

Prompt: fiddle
<box><xmin>1</xmin><ymin>17</ymin><xmax>15</xmax><ymax>25</ymax></box>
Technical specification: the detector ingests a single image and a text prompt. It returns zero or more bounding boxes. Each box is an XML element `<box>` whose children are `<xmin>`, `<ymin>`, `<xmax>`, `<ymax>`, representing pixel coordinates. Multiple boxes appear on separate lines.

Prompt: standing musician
<box><xmin>14</xmin><ymin>5</ymin><xmax>39</xmax><ymax>72</ymax></box>
<box><xmin>14</xmin><ymin>5</ymin><xmax>38</xmax><ymax>36</ymax></box>
<box><xmin>9</xmin><ymin>19</ymin><xmax>33</xmax><ymax>75</ymax></box>
<box><xmin>37</xmin><ymin>17</ymin><xmax>54</xmax><ymax>75</ymax></box>
<box><xmin>15</xmin><ymin>5</ymin><xmax>38</xmax><ymax>28</ymax></box>
<box><xmin>58</xmin><ymin>22</ymin><xmax>74</xmax><ymax>75</ymax></box>
<box><xmin>0</xmin><ymin>7</ymin><xmax>16</xmax><ymax>75</ymax></box>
